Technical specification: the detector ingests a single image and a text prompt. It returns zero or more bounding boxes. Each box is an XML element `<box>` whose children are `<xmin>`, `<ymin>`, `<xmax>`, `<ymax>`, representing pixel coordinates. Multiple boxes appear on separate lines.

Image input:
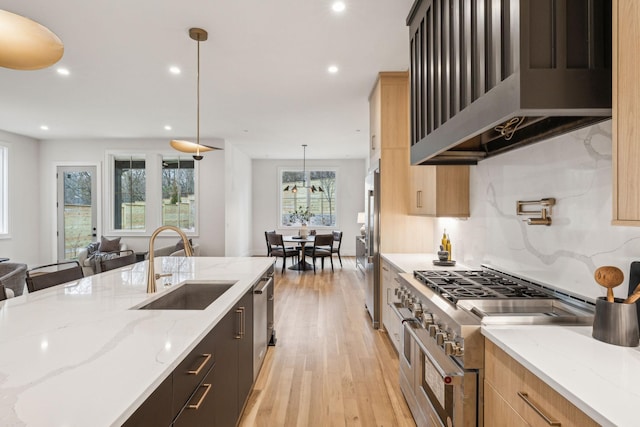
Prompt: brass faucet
<box><xmin>147</xmin><ymin>225</ymin><xmax>193</xmax><ymax>293</ymax></box>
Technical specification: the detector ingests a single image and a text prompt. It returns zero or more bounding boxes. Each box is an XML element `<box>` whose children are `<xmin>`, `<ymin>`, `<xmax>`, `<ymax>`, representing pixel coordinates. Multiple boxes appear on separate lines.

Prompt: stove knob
<box><xmin>395</xmin><ymin>286</ymin><xmax>405</xmax><ymax>296</ymax></box>
<box><xmin>444</xmin><ymin>341</ymin><xmax>464</xmax><ymax>357</ymax></box>
<box><xmin>428</xmin><ymin>324</ymin><xmax>439</xmax><ymax>337</ymax></box>
<box><xmin>405</xmin><ymin>296</ymin><xmax>416</xmax><ymax>308</ymax></box>
<box><xmin>421</xmin><ymin>313</ymin><xmax>434</xmax><ymax>328</ymax></box>
<box><xmin>412</xmin><ymin>303</ymin><xmax>424</xmax><ymax>318</ymax></box>
<box><xmin>435</xmin><ymin>331</ymin><xmax>447</xmax><ymax>346</ymax></box>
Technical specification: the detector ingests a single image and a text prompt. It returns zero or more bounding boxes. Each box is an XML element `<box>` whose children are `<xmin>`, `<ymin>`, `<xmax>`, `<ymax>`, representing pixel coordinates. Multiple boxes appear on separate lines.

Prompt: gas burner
<box><xmin>413</xmin><ymin>268</ymin><xmax>554</xmax><ymax>305</ymax></box>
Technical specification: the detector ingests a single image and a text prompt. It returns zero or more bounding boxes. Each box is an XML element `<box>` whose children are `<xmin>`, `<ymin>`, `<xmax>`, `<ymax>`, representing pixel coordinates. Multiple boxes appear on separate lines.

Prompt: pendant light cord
<box><xmin>196</xmin><ymin>37</ymin><xmax>201</xmax><ymax>156</ymax></box>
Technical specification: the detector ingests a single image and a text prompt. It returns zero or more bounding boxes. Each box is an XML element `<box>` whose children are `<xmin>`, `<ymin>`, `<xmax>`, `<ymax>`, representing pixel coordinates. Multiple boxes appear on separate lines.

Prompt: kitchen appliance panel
<box><xmin>364</xmin><ymin>168</ymin><xmax>380</xmax><ymax>328</ymax></box>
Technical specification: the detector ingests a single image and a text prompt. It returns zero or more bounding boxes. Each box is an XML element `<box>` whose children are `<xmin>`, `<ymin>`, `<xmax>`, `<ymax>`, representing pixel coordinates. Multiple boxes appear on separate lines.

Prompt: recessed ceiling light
<box><xmin>169</xmin><ymin>66</ymin><xmax>181</xmax><ymax>75</ymax></box>
<box><xmin>56</xmin><ymin>67</ymin><xmax>69</xmax><ymax>76</ymax></box>
<box><xmin>164</xmin><ymin>125</ymin><xmax>172</xmax><ymax>131</ymax></box>
<box><xmin>40</xmin><ymin>125</ymin><xmax>49</xmax><ymax>130</ymax></box>
<box><xmin>332</xmin><ymin>1</ymin><xmax>346</xmax><ymax>12</ymax></box>
<box><xmin>328</xmin><ymin>65</ymin><xmax>339</xmax><ymax>74</ymax></box>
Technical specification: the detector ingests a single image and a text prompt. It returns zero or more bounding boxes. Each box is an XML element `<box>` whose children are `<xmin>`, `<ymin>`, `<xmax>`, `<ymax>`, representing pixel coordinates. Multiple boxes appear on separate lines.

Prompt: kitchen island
<box><xmin>483</xmin><ymin>325</ymin><xmax>640</xmax><ymax>427</ymax></box>
<box><xmin>0</xmin><ymin>256</ymin><xmax>274</xmax><ymax>426</ymax></box>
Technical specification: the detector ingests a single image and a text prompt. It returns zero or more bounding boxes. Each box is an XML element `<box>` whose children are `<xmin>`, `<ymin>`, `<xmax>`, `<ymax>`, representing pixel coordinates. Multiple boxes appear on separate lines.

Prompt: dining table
<box><xmin>282</xmin><ymin>235</ymin><xmax>315</xmax><ymax>271</ymax></box>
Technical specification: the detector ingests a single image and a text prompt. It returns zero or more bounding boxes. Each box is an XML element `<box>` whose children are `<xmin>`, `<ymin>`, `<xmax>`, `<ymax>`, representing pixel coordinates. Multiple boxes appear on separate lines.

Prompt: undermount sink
<box><xmin>136</xmin><ymin>281</ymin><xmax>236</xmax><ymax>310</ymax></box>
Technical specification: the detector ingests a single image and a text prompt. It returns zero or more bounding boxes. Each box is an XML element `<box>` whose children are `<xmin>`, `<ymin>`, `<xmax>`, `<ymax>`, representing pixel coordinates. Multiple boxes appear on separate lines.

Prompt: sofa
<box><xmin>145</xmin><ymin>239</ymin><xmax>200</xmax><ymax>259</ymax></box>
<box><xmin>0</xmin><ymin>262</ymin><xmax>27</xmax><ymax>297</ymax></box>
<box><xmin>77</xmin><ymin>237</ymin><xmax>128</xmax><ymax>276</ymax></box>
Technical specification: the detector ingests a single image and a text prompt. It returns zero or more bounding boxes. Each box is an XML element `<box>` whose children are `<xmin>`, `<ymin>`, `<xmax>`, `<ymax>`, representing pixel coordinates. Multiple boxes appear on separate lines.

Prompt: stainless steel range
<box><xmin>391</xmin><ymin>265</ymin><xmax>595</xmax><ymax>427</ymax></box>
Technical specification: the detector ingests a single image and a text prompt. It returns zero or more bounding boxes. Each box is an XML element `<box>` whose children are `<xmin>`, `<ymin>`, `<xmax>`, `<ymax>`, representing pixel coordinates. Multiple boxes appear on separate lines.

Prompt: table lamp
<box><xmin>357</xmin><ymin>212</ymin><xmax>366</xmax><ymax>236</ymax></box>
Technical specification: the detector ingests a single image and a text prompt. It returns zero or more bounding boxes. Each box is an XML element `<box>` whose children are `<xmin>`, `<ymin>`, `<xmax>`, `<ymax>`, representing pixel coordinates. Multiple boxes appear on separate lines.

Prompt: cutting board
<box><xmin>628</xmin><ymin>261</ymin><xmax>640</xmax><ymax>323</ymax></box>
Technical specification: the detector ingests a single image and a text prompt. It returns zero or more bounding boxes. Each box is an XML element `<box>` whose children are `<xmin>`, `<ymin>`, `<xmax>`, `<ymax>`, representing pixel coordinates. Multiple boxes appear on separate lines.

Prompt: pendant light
<box><xmin>170</xmin><ymin>28</ymin><xmax>222</xmax><ymax>160</ymax></box>
<box><xmin>0</xmin><ymin>10</ymin><xmax>64</xmax><ymax>70</ymax></box>
<box><xmin>283</xmin><ymin>144</ymin><xmax>324</xmax><ymax>193</ymax></box>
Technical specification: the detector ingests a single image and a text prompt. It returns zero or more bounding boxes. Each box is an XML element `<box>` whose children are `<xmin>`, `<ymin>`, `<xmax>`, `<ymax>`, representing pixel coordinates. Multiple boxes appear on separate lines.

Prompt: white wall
<box><xmin>224</xmin><ymin>143</ymin><xmax>252</xmax><ymax>256</ymax></box>
<box><xmin>434</xmin><ymin>120</ymin><xmax>640</xmax><ymax>301</ymax></box>
<box><xmin>251</xmin><ymin>158</ymin><xmax>366</xmax><ymax>256</ymax></box>
<box><xmin>0</xmin><ymin>130</ymin><xmax>41</xmax><ymax>266</ymax></box>
<box><xmin>38</xmin><ymin>138</ymin><xmax>226</xmax><ymax>263</ymax></box>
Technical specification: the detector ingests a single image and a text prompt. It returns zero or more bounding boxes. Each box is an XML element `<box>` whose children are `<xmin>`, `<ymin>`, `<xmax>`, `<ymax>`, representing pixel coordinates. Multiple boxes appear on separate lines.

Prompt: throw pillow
<box><xmin>98</xmin><ymin>236</ymin><xmax>121</xmax><ymax>253</ymax></box>
<box><xmin>175</xmin><ymin>238</ymin><xmax>193</xmax><ymax>251</ymax></box>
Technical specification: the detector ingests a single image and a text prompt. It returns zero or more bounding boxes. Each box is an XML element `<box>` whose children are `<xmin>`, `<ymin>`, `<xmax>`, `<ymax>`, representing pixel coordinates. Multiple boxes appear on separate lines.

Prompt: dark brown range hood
<box><xmin>407</xmin><ymin>0</ymin><xmax>612</xmax><ymax>166</ymax></box>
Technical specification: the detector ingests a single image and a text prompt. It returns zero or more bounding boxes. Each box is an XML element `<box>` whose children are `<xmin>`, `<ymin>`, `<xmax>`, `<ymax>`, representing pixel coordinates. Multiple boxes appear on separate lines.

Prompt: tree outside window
<box><xmin>113</xmin><ymin>156</ymin><xmax>146</xmax><ymax>230</ymax></box>
<box><xmin>280</xmin><ymin>169</ymin><xmax>337</xmax><ymax>227</ymax></box>
<box><xmin>161</xmin><ymin>157</ymin><xmax>196</xmax><ymax>231</ymax></box>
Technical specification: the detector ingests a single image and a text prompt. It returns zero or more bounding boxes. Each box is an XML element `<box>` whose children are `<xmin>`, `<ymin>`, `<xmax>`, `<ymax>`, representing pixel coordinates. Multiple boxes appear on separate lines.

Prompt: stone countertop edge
<box><xmin>0</xmin><ymin>256</ymin><xmax>275</xmax><ymax>427</ymax></box>
<box><xmin>482</xmin><ymin>325</ymin><xmax>640</xmax><ymax>427</ymax></box>
<box><xmin>380</xmin><ymin>253</ymin><xmax>473</xmax><ymax>273</ymax></box>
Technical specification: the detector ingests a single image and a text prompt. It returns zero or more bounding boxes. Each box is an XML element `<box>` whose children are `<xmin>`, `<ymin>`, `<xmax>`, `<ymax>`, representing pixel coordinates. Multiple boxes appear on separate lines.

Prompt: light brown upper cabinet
<box><xmin>613</xmin><ymin>0</ymin><xmax>640</xmax><ymax>225</ymax></box>
<box><xmin>408</xmin><ymin>165</ymin><xmax>469</xmax><ymax>217</ymax></box>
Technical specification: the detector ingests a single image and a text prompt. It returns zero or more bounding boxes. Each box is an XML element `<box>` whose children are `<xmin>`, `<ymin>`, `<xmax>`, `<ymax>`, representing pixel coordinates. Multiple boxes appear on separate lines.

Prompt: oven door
<box><xmin>409</xmin><ymin>327</ymin><xmax>479</xmax><ymax>427</ymax></box>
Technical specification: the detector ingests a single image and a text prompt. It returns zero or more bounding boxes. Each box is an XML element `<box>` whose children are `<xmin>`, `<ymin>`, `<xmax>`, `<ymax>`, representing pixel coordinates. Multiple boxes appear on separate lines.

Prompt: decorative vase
<box><xmin>300</xmin><ymin>223</ymin><xmax>308</xmax><ymax>238</ymax></box>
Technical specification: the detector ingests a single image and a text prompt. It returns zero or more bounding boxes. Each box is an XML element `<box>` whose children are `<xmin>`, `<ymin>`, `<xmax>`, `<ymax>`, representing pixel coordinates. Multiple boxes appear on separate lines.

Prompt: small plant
<box><xmin>289</xmin><ymin>206</ymin><xmax>314</xmax><ymax>224</ymax></box>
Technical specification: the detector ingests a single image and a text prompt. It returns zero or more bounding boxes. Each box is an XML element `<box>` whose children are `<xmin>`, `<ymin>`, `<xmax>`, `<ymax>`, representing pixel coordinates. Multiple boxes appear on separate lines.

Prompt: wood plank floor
<box><xmin>239</xmin><ymin>256</ymin><xmax>416</xmax><ymax>427</ymax></box>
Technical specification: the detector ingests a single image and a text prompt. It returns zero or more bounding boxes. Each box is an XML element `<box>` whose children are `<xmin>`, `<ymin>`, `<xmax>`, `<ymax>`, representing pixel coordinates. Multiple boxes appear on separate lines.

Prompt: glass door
<box><xmin>57</xmin><ymin>166</ymin><xmax>97</xmax><ymax>261</ymax></box>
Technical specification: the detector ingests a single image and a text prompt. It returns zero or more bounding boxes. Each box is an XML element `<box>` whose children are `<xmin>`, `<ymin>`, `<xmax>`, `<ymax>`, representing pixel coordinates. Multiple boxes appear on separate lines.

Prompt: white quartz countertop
<box><xmin>380</xmin><ymin>253</ymin><xmax>474</xmax><ymax>273</ymax></box>
<box><xmin>483</xmin><ymin>325</ymin><xmax>640</xmax><ymax>427</ymax></box>
<box><xmin>0</xmin><ymin>256</ymin><xmax>274</xmax><ymax>427</ymax></box>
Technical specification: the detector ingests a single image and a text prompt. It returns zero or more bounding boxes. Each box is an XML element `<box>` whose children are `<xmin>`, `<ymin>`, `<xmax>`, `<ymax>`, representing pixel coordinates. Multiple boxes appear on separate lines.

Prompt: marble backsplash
<box><xmin>434</xmin><ymin>119</ymin><xmax>640</xmax><ymax>301</ymax></box>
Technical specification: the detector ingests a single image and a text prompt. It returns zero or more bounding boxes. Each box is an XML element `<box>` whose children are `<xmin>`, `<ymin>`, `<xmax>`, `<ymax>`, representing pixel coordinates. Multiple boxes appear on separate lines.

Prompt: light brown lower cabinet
<box><xmin>484</xmin><ymin>340</ymin><xmax>598</xmax><ymax>427</ymax></box>
<box><xmin>381</xmin><ymin>259</ymin><xmax>401</xmax><ymax>353</ymax></box>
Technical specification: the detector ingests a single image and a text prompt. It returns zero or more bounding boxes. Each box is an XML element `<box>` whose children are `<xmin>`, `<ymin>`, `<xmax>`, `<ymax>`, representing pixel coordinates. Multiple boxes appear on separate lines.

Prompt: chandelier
<box><xmin>283</xmin><ymin>144</ymin><xmax>323</xmax><ymax>193</ymax></box>
<box><xmin>170</xmin><ymin>28</ymin><xmax>222</xmax><ymax>160</ymax></box>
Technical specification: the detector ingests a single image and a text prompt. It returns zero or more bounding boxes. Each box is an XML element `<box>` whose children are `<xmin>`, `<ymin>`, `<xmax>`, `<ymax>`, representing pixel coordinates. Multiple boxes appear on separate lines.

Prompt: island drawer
<box><xmin>485</xmin><ymin>340</ymin><xmax>598</xmax><ymax>427</ymax></box>
<box><xmin>172</xmin><ymin>327</ymin><xmax>217</xmax><ymax>418</ymax></box>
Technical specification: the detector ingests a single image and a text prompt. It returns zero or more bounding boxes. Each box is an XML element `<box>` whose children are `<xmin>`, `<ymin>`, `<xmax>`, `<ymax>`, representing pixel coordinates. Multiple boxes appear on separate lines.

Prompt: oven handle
<box><xmin>405</xmin><ymin>323</ymin><xmax>464</xmax><ymax>385</ymax></box>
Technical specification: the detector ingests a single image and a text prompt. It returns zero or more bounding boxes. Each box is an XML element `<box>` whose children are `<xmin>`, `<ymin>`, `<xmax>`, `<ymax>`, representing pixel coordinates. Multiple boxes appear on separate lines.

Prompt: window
<box><xmin>0</xmin><ymin>144</ymin><xmax>7</xmax><ymax>235</ymax></box>
<box><xmin>280</xmin><ymin>168</ymin><xmax>337</xmax><ymax>227</ymax></box>
<box><xmin>161</xmin><ymin>156</ymin><xmax>196</xmax><ymax>231</ymax></box>
<box><xmin>113</xmin><ymin>155</ymin><xmax>146</xmax><ymax>230</ymax></box>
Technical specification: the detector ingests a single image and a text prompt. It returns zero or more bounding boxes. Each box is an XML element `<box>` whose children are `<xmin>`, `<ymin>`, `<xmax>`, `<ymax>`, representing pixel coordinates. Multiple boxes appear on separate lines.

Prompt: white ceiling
<box><xmin>0</xmin><ymin>0</ymin><xmax>412</xmax><ymax>160</ymax></box>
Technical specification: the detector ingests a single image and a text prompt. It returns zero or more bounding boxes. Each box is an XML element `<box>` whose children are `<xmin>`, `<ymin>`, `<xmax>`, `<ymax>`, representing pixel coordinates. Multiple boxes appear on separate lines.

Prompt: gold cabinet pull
<box><xmin>235</xmin><ymin>308</ymin><xmax>243</xmax><ymax>339</ymax></box>
<box><xmin>517</xmin><ymin>391</ymin><xmax>561</xmax><ymax>426</ymax></box>
<box><xmin>188</xmin><ymin>383</ymin><xmax>212</xmax><ymax>410</ymax></box>
<box><xmin>187</xmin><ymin>353</ymin><xmax>212</xmax><ymax>375</ymax></box>
<box><xmin>417</xmin><ymin>190</ymin><xmax>423</xmax><ymax>208</ymax></box>
<box><xmin>239</xmin><ymin>306</ymin><xmax>245</xmax><ymax>338</ymax></box>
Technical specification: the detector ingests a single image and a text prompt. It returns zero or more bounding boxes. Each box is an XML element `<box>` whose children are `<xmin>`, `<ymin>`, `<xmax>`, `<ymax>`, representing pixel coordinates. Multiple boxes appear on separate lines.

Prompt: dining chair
<box><xmin>0</xmin><ymin>284</ymin><xmax>7</xmax><ymax>301</ymax></box>
<box><xmin>304</xmin><ymin>234</ymin><xmax>334</xmax><ymax>273</ymax></box>
<box><xmin>264</xmin><ymin>230</ymin><xmax>276</xmax><ymax>256</ymax></box>
<box><xmin>26</xmin><ymin>260</ymin><xmax>84</xmax><ymax>293</ymax></box>
<box><xmin>331</xmin><ymin>231</ymin><xmax>343</xmax><ymax>268</ymax></box>
<box><xmin>266</xmin><ymin>233</ymin><xmax>299</xmax><ymax>273</ymax></box>
<box><xmin>100</xmin><ymin>250</ymin><xmax>137</xmax><ymax>272</ymax></box>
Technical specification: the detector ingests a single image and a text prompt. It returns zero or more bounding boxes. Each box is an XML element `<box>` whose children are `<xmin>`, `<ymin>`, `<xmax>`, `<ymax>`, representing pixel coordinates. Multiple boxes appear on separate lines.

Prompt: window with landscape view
<box><xmin>0</xmin><ymin>144</ymin><xmax>7</xmax><ymax>235</ymax></box>
<box><xmin>161</xmin><ymin>157</ymin><xmax>196</xmax><ymax>231</ymax></box>
<box><xmin>113</xmin><ymin>155</ymin><xmax>146</xmax><ymax>230</ymax></box>
<box><xmin>280</xmin><ymin>169</ymin><xmax>337</xmax><ymax>227</ymax></box>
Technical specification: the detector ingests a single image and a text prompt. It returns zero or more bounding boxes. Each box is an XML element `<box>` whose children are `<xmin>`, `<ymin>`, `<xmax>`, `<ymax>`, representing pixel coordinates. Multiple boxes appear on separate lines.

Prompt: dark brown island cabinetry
<box><xmin>123</xmin><ymin>288</ymin><xmax>254</xmax><ymax>427</ymax></box>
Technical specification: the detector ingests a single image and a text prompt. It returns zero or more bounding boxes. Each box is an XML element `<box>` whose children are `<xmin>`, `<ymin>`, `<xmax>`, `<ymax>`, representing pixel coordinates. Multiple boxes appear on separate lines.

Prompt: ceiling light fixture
<box><xmin>170</xmin><ymin>28</ymin><xmax>222</xmax><ymax>161</ymax></box>
<box><xmin>328</xmin><ymin>65</ymin><xmax>339</xmax><ymax>74</ymax></box>
<box><xmin>164</xmin><ymin>125</ymin><xmax>172</xmax><ymax>131</ymax></box>
<box><xmin>56</xmin><ymin>67</ymin><xmax>70</xmax><ymax>76</ymax></box>
<box><xmin>284</xmin><ymin>144</ymin><xmax>324</xmax><ymax>193</ymax></box>
<box><xmin>169</xmin><ymin>66</ymin><xmax>181</xmax><ymax>75</ymax></box>
<box><xmin>0</xmin><ymin>9</ymin><xmax>63</xmax><ymax>70</ymax></box>
<box><xmin>332</xmin><ymin>2</ymin><xmax>346</xmax><ymax>13</ymax></box>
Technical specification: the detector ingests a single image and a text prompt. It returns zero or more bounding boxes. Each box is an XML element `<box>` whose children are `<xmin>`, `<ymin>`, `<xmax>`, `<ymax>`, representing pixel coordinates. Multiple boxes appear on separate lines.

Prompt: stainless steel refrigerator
<box><xmin>364</xmin><ymin>168</ymin><xmax>380</xmax><ymax>328</ymax></box>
